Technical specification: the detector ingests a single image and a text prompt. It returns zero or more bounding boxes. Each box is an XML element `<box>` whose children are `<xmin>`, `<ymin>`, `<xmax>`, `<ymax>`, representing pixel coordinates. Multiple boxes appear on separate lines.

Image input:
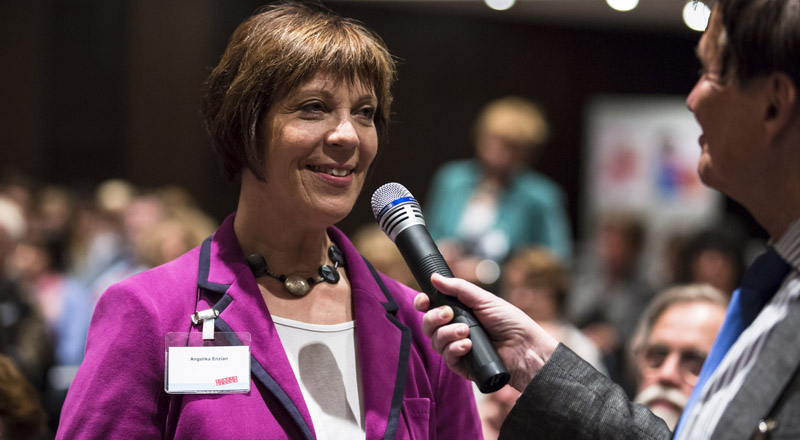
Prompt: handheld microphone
<box><xmin>371</xmin><ymin>182</ymin><xmax>510</xmax><ymax>393</ymax></box>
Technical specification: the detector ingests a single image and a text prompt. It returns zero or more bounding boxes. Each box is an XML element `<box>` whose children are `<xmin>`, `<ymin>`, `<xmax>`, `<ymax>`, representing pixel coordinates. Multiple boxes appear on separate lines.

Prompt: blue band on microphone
<box><xmin>377</xmin><ymin>196</ymin><xmax>417</xmax><ymax>221</ymax></box>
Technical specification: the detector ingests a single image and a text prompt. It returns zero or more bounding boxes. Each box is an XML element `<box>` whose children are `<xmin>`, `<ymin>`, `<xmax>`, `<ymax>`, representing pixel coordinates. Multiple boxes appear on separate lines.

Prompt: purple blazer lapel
<box><xmin>197</xmin><ymin>218</ymin><xmax>413</xmax><ymax>440</ymax></box>
<box><xmin>330</xmin><ymin>227</ymin><xmax>411</xmax><ymax>440</ymax></box>
<box><xmin>198</xmin><ymin>215</ymin><xmax>315</xmax><ymax>440</ymax></box>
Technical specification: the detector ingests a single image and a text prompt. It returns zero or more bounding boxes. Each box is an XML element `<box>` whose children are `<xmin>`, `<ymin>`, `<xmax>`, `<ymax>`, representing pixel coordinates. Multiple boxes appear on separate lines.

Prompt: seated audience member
<box><xmin>502</xmin><ymin>246</ymin><xmax>606</xmax><ymax>372</ymax></box>
<box><xmin>674</xmin><ymin>227</ymin><xmax>746</xmax><ymax>298</ymax></box>
<box><xmin>630</xmin><ymin>284</ymin><xmax>727</xmax><ymax>430</ymax></box>
<box><xmin>479</xmin><ymin>246</ymin><xmax>605</xmax><ymax>440</ymax></box>
<box><xmin>568</xmin><ymin>211</ymin><xmax>656</xmax><ymax>392</ymax></box>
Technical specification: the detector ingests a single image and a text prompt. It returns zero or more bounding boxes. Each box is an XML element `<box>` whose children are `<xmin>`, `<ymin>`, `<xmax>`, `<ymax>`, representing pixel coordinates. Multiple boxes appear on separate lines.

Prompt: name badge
<box><xmin>165</xmin><ymin>332</ymin><xmax>251</xmax><ymax>394</ymax></box>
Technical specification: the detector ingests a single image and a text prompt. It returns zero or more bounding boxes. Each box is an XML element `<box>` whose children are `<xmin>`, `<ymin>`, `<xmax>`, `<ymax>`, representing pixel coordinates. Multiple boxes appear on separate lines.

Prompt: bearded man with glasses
<box><xmin>630</xmin><ymin>284</ymin><xmax>727</xmax><ymax>431</ymax></box>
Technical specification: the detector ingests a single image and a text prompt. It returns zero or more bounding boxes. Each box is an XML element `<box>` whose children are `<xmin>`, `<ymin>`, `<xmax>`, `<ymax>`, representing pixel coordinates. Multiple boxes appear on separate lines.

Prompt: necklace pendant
<box><xmin>328</xmin><ymin>245</ymin><xmax>345</xmax><ymax>266</ymax></box>
<box><xmin>284</xmin><ymin>275</ymin><xmax>311</xmax><ymax>296</ymax></box>
<box><xmin>246</xmin><ymin>254</ymin><xmax>269</xmax><ymax>278</ymax></box>
<box><xmin>319</xmin><ymin>264</ymin><xmax>340</xmax><ymax>284</ymax></box>
<box><xmin>247</xmin><ymin>244</ymin><xmax>344</xmax><ymax>296</ymax></box>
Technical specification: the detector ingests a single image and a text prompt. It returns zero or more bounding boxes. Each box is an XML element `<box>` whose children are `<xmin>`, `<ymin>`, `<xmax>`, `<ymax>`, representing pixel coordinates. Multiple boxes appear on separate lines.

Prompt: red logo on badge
<box><xmin>215</xmin><ymin>376</ymin><xmax>238</xmax><ymax>386</ymax></box>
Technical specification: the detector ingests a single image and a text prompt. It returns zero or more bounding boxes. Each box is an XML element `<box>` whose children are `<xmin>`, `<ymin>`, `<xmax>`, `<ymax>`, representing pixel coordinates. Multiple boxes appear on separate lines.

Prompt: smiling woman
<box><xmin>242</xmin><ymin>74</ymin><xmax>379</xmax><ymax>229</ymax></box>
<box><xmin>54</xmin><ymin>3</ymin><xmax>482</xmax><ymax>440</ymax></box>
<box><xmin>201</xmin><ymin>3</ymin><xmax>394</xmax><ymax>184</ymax></box>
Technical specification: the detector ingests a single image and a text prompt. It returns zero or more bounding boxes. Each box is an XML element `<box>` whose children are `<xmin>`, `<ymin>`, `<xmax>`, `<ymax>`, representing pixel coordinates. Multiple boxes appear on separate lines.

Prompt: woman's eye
<box><xmin>300</xmin><ymin>101</ymin><xmax>326</xmax><ymax>114</ymax></box>
<box><xmin>356</xmin><ymin>106</ymin><xmax>376</xmax><ymax>121</ymax></box>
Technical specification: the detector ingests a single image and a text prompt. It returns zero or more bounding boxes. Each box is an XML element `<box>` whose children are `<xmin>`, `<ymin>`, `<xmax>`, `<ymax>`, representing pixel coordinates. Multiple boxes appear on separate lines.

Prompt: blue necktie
<box><xmin>674</xmin><ymin>246</ymin><xmax>791</xmax><ymax>437</ymax></box>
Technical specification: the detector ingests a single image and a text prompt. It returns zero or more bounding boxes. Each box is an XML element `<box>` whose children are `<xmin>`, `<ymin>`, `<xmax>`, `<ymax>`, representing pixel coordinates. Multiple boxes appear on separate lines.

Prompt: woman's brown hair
<box><xmin>201</xmin><ymin>2</ymin><xmax>396</xmax><ymax>182</ymax></box>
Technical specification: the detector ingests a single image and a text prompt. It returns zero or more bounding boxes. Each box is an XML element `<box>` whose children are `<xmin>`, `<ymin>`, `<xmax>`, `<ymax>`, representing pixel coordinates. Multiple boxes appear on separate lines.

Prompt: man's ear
<box><xmin>764</xmin><ymin>72</ymin><xmax>797</xmax><ymax>142</ymax></box>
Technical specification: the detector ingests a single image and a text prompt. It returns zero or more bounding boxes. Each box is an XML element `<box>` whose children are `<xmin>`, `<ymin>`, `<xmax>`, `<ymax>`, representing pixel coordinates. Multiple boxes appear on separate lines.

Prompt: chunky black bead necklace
<box><xmin>246</xmin><ymin>244</ymin><xmax>345</xmax><ymax>297</ymax></box>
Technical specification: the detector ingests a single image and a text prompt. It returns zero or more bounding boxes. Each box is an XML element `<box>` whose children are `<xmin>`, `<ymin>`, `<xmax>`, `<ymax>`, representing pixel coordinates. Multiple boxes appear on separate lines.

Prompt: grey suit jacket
<box><xmin>499</xmin><ymin>344</ymin><xmax>669</xmax><ymax>439</ymax></box>
<box><xmin>712</xmin><ymin>296</ymin><xmax>800</xmax><ymax>439</ymax></box>
<box><xmin>499</xmin><ymin>297</ymin><xmax>800</xmax><ymax>439</ymax></box>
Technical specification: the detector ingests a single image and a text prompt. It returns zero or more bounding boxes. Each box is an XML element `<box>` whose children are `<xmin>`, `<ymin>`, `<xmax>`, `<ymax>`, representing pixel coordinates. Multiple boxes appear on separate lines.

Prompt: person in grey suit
<box><xmin>414</xmin><ymin>0</ymin><xmax>800</xmax><ymax>438</ymax></box>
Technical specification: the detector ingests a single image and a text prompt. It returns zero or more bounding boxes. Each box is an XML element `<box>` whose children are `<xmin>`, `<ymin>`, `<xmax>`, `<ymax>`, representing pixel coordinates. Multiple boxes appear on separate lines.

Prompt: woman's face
<box><xmin>258</xmin><ymin>72</ymin><xmax>378</xmax><ymax>225</ymax></box>
<box><xmin>475</xmin><ymin>133</ymin><xmax>527</xmax><ymax>180</ymax></box>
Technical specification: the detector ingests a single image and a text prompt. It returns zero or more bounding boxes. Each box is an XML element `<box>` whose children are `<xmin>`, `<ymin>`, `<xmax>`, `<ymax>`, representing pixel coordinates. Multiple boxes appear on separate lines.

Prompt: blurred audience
<box><xmin>78</xmin><ymin>182</ymin><xmax>217</xmax><ymax>305</ymax></box>
<box><xmin>0</xmin><ymin>170</ymin><xmax>36</xmax><ymax>221</ymax></box>
<box><xmin>479</xmin><ymin>246</ymin><xmax>605</xmax><ymax>440</ymax></box>
<box><xmin>0</xmin><ymin>171</ymin><xmax>219</xmax><ymax>437</ymax></box>
<box><xmin>630</xmin><ymin>284</ymin><xmax>727</xmax><ymax>431</ymax></box>
<box><xmin>501</xmin><ymin>246</ymin><xmax>605</xmax><ymax>372</ymax></box>
<box><xmin>9</xmin><ymin>237</ymin><xmax>89</xmax><ymax>367</ymax></box>
<box><xmin>351</xmin><ymin>223</ymin><xmax>419</xmax><ymax>290</ymax></box>
<box><xmin>68</xmin><ymin>180</ymin><xmax>134</xmax><ymax>294</ymax></box>
<box><xmin>0</xmin><ymin>354</ymin><xmax>48</xmax><ymax>440</ymax></box>
<box><xmin>425</xmin><ymin>96</ymin><xmax>572</xmax><ymax>287</ymax></box>
<box><xmin>0</xmin><ymin>165</ymin><xmax>757</xmax><ymax>438</ymax></box>
<box><xmin>672</xmin><ymin>226</ymin><xmax>747</xmax><ymax>298</ymax></box>
<box><xmin>0</xmin><ymin>195</ymin><xmax>52</xmax><ymax>395</ymax></box>
<box><xmin>478</xmin><ymin>383</ymin><xmax>523</xmax><ymax>440</ymax></box>
<box><xmin>567</xmin><ymin>211</ymin><xmax>656</xmax><ymax>394</ymax></box>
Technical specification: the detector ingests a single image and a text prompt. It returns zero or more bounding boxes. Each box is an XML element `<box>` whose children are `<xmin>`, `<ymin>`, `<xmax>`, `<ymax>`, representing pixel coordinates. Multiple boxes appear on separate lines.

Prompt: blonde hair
<box><xmin>473</xmin><ymin>96</ymin><xmax>549</xmax><ymax>151</ymax></box>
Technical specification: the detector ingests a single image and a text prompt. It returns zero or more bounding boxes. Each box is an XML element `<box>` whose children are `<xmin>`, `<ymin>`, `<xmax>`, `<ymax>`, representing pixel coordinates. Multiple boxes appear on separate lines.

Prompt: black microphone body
<box><xmin>372</xmin><ymin>183</ymin><xmax>510</xmax><ymax>393</ymax></box>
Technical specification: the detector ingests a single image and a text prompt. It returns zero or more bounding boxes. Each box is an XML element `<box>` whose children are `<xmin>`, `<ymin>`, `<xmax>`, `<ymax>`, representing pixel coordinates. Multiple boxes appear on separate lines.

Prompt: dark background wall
<box><xmin>2</xmin><ymin>0</ymin><xmax>758</xmax><ymax>242</ymax></box>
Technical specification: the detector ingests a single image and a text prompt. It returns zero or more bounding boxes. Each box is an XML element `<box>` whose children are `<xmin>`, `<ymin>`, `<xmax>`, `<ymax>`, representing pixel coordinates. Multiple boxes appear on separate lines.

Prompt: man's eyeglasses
<box><xmin>637</xmin><ymin>344</ymin><xmax>707</xmax><ymax>386</ymax></box>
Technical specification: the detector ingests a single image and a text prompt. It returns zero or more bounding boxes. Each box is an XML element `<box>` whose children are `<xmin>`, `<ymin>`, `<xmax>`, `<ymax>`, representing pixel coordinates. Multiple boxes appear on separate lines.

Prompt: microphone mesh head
<box><xmin>371</xmin><ymin>182</ymin><xmax>413</xmax><ymax>219</ymax></box>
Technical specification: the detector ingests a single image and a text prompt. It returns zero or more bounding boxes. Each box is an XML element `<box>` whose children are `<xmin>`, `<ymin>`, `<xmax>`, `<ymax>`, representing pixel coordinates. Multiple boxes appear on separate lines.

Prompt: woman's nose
<box><xmin>327</xmin><ymin>116</ymin><xmax>359</xmax><ymax>148</ymax></box>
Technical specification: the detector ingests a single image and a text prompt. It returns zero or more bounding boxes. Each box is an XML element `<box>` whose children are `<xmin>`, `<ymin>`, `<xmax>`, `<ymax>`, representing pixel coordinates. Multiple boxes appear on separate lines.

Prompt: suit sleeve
<box><xmin>500</xmin><ymin>344</ymin><xmax>671</xmax><ymax>440</ymax></box>
<box><xmin>56</xmin><ymin>281</ymin><xmax>168</xmax><ymax>439</ymax></box>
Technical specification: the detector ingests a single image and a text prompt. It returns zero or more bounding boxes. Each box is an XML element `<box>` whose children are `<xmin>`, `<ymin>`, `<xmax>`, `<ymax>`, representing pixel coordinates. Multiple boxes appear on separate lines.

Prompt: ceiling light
<box><xmin>683</xmin><ymin>1</ymin><xmax>711</xmax><ymax>32</ymax></box>
<box><xmin>606</xmin><ymin>0</ymin><xmax>639</xmax><ymax>12</ymax></box>
<box><xmin>485</xmin><ymin>0</ymin><xmax>515</xmax><ymax>11</ymax></box>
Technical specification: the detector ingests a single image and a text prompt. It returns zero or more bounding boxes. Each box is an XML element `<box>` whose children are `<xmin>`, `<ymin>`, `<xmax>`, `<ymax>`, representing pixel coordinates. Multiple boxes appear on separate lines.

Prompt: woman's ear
<box><xmin>764</xmin><ymin>72</ymin><xmax>798</xmax><ymax>142</ymax></box>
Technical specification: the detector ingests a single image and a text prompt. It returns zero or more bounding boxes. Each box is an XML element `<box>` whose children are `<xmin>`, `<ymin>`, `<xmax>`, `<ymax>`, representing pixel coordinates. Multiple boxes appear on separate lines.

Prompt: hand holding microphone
<box><xmin>371</xmin><ymin>183</ymin><xmax>510</xmax><ymax>393</ymax></box>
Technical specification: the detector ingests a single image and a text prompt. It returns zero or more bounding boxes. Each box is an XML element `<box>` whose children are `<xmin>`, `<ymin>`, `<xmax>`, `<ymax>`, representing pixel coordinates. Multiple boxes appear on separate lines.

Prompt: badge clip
<box><xmin>191</xmin><ymin>309</ymin><xmax>220</xmax><ymax>340</ymax></box>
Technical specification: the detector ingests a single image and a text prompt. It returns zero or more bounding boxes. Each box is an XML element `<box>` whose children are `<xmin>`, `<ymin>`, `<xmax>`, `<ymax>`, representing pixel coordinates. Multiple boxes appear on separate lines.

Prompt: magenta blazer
<box><xmin>56</xmin><ymin>214</ymin><xmax>481</xmax><ymax>439</ymax></box>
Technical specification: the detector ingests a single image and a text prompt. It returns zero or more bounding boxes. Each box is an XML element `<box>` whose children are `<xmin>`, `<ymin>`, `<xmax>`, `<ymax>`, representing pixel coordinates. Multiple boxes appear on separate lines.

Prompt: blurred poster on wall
<box><xmin>582</xmin><ymin>95</ymin><xmax>723</xmax><ymax>280</ymax></box>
